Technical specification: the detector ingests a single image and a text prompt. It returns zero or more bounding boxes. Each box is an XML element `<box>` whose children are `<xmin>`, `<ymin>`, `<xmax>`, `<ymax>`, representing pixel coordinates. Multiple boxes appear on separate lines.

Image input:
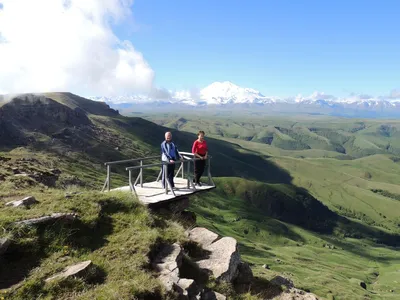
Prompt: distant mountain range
<box><xmin>87</xmin><ymin>81</ymin><xmax>400</xmax><ymax>118</ymax></box>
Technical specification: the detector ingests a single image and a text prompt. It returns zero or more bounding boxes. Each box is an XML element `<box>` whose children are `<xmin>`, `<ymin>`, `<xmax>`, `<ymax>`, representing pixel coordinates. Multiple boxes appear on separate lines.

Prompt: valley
<box><xmin>0</xmin><ymin>93</ymin><xmax>399</xmax><ymax>299</ymax></box>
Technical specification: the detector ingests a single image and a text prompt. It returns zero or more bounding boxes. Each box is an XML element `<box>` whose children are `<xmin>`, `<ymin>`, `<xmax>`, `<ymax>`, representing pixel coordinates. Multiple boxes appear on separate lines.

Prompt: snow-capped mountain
<box><xmin>199</xmin><ymin>81</ymin><xmax>278</xmax><ymax>105</ymax></box>
<box><xmin>88</xmin><ymin>81</ymin><xmax>400</xmax><ymax>118</ymax></box>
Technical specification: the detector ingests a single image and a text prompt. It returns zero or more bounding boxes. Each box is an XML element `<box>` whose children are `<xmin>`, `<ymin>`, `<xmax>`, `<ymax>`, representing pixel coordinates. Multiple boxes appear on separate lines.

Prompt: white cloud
<box><xmin>0</xmin><ymin>0</ymin><xmax>154</xmax><ymax>97</ymax></box>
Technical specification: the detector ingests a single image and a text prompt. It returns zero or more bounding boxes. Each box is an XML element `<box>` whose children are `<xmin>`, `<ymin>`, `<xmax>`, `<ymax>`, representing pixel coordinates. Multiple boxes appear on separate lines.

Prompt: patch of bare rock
<box><xmin>153</xmin><ymin>227</ymin><xmax>320</xmax><ymax>299</ymax></box>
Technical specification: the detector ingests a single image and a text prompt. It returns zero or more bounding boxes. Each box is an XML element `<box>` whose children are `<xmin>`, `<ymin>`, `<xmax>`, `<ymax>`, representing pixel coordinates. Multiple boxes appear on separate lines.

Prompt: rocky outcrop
<box><xmin>196</xmin><ymin>237</ymin><xmax>241</xmax><ymax>282</ymax></box>
<box><xmin>153</xmin><ymin>243</ymin><xmax>184</xmax><ymax>293</ymax></box>
<box><xmin>6</xmin><ymin>196</ymin><xmax>38</xmax><ymax>208</ymax></box>
<box><xmin>14</xmin><ymin>213</ymin><xmax>77</xmax><ymax>226</ymax></box>
<box><xmin>45</xmin><ymin>260</ymin><xmax>93</xmax><ymax>282</ymax></box>
<box><xmin>187</xmin><ymin>227</ymin><xmax>251</xmax><ymax>284</ymax></box>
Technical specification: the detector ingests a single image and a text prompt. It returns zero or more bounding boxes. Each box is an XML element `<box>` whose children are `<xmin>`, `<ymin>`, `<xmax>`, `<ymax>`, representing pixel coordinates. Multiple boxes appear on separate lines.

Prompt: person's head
<box><xmin>165</xmin><ymin>131</ymin><xmax>172</xmax><ymax>142</ymax></box>
<box><xmin>197</xmin><ymin>130</ymin><xmax>205</xmax><ymax>141</ymax></box>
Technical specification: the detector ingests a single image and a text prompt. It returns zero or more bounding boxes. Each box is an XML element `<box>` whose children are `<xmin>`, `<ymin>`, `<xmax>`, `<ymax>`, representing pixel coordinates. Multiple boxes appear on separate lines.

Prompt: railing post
<box><xmin>187</xmin><ymin>160</ymin><xmax>190</xmax><ymax>189</ymax></box>
<box><xmin>140</xmin><ymin>160</ymin><xmax>143</xmax><ymax>188</ymax></box>
<box><xmin>129</xmin><ymin>170</ymin><xmax>133</xmax><ymax>191</ymax></box>
<box><xmin>181</xmin><ymin>161</ymin><xmax>184</xmax><ymax>179</ymax></box>
<box><xmin>207</xmin><ymin>158</ymin><xmax>211</xmax><ymax>185</ymax></box>
<box><xmin>164</xmin><ymin>164</ymin><xmax>168</xmax><ymax>194</ymax></box>
<box><xmin>156</xmin><ymin>169</ymin><xmax>162</xmax><ymax>182</ymax></box>
<box><xmin>107</xmin><ymin>165</ymin><xmax>111</xmax><ymax>191</ymax></box>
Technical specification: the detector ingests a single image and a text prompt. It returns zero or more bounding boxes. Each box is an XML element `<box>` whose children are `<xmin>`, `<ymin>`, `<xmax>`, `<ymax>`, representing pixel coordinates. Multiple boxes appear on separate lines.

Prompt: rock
<box><xmin>196</xmin><ymin>237</ymin><xmax>240</xmax><ymax>282</ymax></box>
<box><xmin>188</xmin><ymin>227</ymin><xmax>219</xmax><ymax>248</ymax></box>
<box><xmin>273</xmin><ymin>288</ymin><xmax>319</xmax><ymax>300</ymax></box>
<box><xmin>176</xmin><ymin>278</ymin><xmax>199</xmax><ymax>298</ymax></box>
<box><xmin>0</xmin><ymin>237</ymin><xmax>11</xmax><ymax>255</ymax></box>
<box><xmin>360</xmin><ymin>281</ymin><xmax>367</xmax><ymax>289</ymax></box>
<box><xmin>262</xmin><ymin>264</ymin><xmax>270</xmax><ymax>269</ymax></box>
<box><xmin>45</xmin><ymin>260</ymin><xmax>92</xmax><ymax>282</ymax></box>
<box><xmin>235</xmin><ymin>262</ymin><xmax>253</xmax><ymax>284</ymax></box>
<box><xmin>14</xmin><ymin>212</ymin><xmax>77</xmax><ymax>226</ymax></box>
<box><xmin>200</xmin><ymin>289</ymin><xmax>226</xmax><ymax>300</ymax></box>
<box><xmin>153</xmin><ymin>243</ymin><xmax>183</xmax><ymax>275</ymax></box>
<box><xmin>6</xmin><ymin>196</ymin><xmax>38</xmax><ymax>207</ymax></box>
<box><xmin>158</xmin><ymin>271</ymin><xmax>180</xmax><ymax>292</ymax></box>
<box><xmin>270</xmin><ymin>275</ymin><xmax>294</xmax><ymax>288</ymax></box>
<box><xmin>153</xmin><ymin>243</ymin><xmax>184</xmax><ymax>293</ymax></box>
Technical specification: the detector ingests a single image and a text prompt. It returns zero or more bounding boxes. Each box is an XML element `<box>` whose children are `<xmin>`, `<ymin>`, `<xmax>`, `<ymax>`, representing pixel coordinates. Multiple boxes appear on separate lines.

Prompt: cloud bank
<box><xmin>0</xmin><ymin>0</ymin><xmax>154</xmax><ymax>97</ymax></box>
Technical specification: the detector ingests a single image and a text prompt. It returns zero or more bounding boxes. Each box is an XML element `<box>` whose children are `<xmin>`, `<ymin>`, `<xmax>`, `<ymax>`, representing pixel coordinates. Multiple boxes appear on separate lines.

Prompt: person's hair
<box><xmin>198</xmin><ymin>130</ymin><xmax>205</xmax><ymax>136</ymax></box>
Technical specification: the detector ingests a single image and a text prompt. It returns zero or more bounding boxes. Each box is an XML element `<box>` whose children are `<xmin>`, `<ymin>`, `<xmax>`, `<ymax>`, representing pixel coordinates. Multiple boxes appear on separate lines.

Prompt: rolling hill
<box><xmin>1</xmin><ymin>93</ymin><xmax>400</xmax><ymax>299</ymax></box>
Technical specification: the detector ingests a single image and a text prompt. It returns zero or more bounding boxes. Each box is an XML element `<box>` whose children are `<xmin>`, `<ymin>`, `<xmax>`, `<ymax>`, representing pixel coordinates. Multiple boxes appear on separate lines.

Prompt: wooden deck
<box><xmin>109</xmin><ymin>177</ymin><xmax>215</xmax><ymax>205</ymax></box>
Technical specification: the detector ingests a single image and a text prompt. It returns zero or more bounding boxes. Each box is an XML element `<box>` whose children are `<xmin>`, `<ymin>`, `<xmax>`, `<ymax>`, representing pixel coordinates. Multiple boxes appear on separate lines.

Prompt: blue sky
<box><xmin>117</xmin><ymin>0</ymin><xmax>399</xmax><ymax>97</ymax></box>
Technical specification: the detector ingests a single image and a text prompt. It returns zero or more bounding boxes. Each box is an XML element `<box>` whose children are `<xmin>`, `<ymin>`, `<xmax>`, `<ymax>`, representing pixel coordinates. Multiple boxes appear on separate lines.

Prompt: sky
<box><xmin>0</xmin><ymin>0</ymin><xmax>399</xmax><ymax>100</ymax></box>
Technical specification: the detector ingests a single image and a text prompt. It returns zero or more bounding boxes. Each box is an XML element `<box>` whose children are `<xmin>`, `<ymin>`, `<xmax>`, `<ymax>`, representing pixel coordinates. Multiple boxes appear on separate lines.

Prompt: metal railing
<box><xmin>101</xmin><ymin>155</ymin><xmax>159</xmax><ymax>192</ymax></box>
<box><xmin>101</xmin><ymin>152</ymin><xmax>215</xmax><ymax>198</ymax></box>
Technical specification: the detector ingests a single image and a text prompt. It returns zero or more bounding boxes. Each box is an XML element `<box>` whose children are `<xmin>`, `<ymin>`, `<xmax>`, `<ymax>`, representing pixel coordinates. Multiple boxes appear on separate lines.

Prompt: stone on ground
<box><xmin>45</xmin><ymin>260</ymin><xmax>92</xmax><ymax>282</ymax></box>
<box><xmin>6</xmin><ymin>196</ymin><xmax>38</xmax><ymax>207</ymax></box>
<box><xmin>14</xmin><ymin>213</ymin><xmax>77</xmax><ymax>226</ymax></box>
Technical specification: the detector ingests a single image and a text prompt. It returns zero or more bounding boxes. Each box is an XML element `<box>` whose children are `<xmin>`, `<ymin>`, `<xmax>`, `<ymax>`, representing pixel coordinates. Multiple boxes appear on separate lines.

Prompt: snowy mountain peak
<box><xmin>200</xmin><ymin>81</ymin><xmax>268</xmax><ymax>104</ymax></box>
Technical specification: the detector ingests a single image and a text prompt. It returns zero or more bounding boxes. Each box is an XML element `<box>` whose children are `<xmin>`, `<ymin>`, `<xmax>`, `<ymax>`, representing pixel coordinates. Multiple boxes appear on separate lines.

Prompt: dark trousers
<box><xmin>194</xmin><ymin>157</ymin><xmax>206</xmax><ymax>183</ymax></box>
<box><xmin>162</xmin><ymin>162</ymin><xmax>175</xmax><ymax>188</ymax></box>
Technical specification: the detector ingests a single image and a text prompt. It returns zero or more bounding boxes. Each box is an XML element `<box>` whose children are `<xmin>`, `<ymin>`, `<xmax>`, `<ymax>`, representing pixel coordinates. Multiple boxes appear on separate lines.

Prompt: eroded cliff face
<box><xmin>0</xmin><ymin>94</ymin><xmax>92</xmax><ymax>144</ymax></box>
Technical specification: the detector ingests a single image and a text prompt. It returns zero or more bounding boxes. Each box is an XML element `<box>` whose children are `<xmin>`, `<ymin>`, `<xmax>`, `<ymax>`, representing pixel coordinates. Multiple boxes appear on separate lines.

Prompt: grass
<box><xmin>3</xmin><ymin>94</ymin><xmax>400</xmax><ymax>299</ymax></box>
<box><xmin>0</xmin><ymin>182</ymin><xmax>187</xmax><ymax>299</ymax></box>
<box><xmin>189</xmin><ymin>178</ymin><xmax>400</xmax><ymax>300</ymax></box>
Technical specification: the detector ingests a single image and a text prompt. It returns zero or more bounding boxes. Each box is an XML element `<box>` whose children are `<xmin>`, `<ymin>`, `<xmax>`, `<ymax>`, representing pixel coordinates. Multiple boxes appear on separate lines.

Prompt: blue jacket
<box><xmin>161</xmin><ymin>140</ymin><xmax>181</xmax><ymax>162</ymax></box>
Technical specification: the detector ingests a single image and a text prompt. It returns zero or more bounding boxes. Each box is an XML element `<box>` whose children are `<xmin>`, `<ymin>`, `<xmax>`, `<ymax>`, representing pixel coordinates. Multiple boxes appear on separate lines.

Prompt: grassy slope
<box><xmin>140</xmin><ymin>113</ymin><xmax>400</xmax><ymax>300</ymax></box>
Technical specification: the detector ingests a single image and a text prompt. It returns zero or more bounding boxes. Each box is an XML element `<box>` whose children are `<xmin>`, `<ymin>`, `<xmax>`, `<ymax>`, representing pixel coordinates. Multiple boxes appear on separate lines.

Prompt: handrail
<box><xmin>104</xmin><ymin>155</ymin><xmax>159</xmax><ymax>166</ymax></box>
<box><xmin>101</xmin><ymin>151</ymin><xmax>215</xmax><ymax>195</ymax></box>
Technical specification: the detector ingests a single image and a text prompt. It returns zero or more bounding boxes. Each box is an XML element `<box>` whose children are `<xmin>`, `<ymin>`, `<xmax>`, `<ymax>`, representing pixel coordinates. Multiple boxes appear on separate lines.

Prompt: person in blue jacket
<box><xmin>161</xmin><ymin>131</ymin><xmax>183</xmax><ymax>189</ymax></box>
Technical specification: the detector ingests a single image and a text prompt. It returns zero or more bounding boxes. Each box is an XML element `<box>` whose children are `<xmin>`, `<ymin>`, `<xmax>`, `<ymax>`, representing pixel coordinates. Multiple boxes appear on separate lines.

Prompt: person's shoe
<box><xmin>196</xmin><ymin>182</ymin><xmax>202</xmax><ymax>187</ymax></box>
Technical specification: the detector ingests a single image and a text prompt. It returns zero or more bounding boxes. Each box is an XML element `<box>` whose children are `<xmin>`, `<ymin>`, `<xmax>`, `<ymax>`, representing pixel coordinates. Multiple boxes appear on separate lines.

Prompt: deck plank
<box><xmin>110</xmin><ymin>177</ymin><xmax>215</xmax><ymax>204</ymax></box>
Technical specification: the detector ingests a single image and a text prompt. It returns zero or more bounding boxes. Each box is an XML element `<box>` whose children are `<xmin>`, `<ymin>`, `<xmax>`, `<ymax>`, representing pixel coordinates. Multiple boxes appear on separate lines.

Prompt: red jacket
<box><xmin>192</xmin><ymin>140</ymin><xmax>208</xmax><ymax>156</ymax></box>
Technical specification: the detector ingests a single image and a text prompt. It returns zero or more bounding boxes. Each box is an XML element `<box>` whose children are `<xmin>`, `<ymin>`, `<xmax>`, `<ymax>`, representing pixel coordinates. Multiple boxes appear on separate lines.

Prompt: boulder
<box><xmin>196</xmin><ymin>237</ymin><xmax>241</xmax><ymax>282</ymax></box>
<box><xmin>0</xmin><ymin>237</ymin><xmax>11</xmax><ymax>255</ymax></box>
<box><xmin>6</xmin><ymin>196</ymin><xmax>38</xmax><ymax>207</ymax></box>
<box><xmin>45</xmin><ymin>260</ymin><xmax>92</xmax><ymax>282</ymax></box>
<box><xmin>200</xmin><ymin>290</ymin><xmax>226</xmax><ymax>300</ymax></box>
<box><xmin>188</xmin><ymin>227</ymin><xmax>219</xmax><ymax>248</ymax></box>
<box><xmin>14</xmin><ymin>212</ymin><xmax>77</xmax><ymax>226</ymax></box>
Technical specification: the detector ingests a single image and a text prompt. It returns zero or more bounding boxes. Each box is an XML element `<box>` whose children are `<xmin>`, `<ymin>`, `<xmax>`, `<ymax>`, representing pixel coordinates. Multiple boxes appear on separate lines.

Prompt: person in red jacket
<box><xmin>192</xmin><ymin>130</ymin><xmax>208</xmax><ymax>186</ymax></box>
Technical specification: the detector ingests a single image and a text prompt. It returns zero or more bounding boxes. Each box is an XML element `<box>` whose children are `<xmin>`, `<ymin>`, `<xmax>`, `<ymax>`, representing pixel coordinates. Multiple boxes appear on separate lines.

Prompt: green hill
<box><xmin>1</xmin><ymin>94</ymin><xmax>400</xmax><ymax>299</ymax></box>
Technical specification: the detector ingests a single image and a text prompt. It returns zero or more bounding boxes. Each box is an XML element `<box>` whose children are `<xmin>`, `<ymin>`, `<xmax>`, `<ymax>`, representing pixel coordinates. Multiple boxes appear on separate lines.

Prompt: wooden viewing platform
<box><xmin>101</xmin><ymin>152</ymin><xmax>216</xmax><ymax>205</ymax></box>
